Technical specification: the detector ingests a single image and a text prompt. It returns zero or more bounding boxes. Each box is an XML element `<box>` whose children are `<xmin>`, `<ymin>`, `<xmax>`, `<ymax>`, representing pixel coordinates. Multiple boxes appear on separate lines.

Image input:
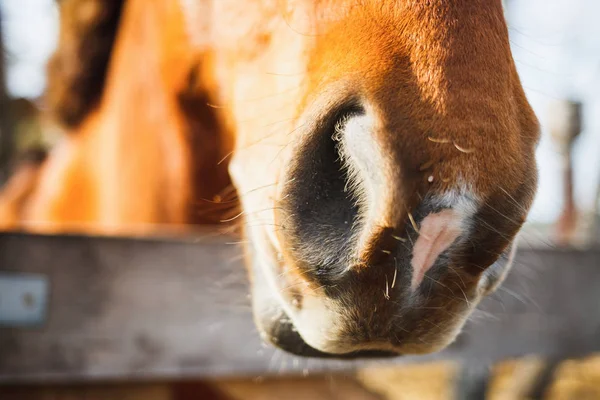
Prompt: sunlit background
<box><xmin>507</xmin><ymin>0</ymin><xmax>600</xmax><ymax>225</ymax></box>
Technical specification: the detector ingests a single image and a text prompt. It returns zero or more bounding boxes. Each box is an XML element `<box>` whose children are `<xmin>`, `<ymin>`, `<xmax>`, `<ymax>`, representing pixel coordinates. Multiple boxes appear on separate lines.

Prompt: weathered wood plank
<box><xmin>0</xmin><ymin>232</ymin><xmax>599</xmax><ymax>383</ymax></box>
<box><xmin>0</xmin><ymin>383</ymin><xmax>174</xmax><ymax>400</ymax></box>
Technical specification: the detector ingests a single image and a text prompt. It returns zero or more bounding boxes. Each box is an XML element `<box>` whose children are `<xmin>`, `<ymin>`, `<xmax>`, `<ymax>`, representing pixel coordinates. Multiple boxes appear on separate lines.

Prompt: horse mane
<box><xmin>45</xmin><ymin>0</ymin><xmax>124</xmax><ymax>128</ymax></box>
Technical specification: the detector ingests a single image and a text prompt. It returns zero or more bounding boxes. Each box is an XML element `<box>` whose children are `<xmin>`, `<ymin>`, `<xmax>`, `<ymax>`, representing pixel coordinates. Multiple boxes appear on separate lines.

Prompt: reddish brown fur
<box><xmin>212</xmin><ymin>0</ymin><xmax>538</xmax><ymax>354</ymax></box>
<box><xmin>2</xmin><ymin>0</ymin><xmax>233</xmax><ymax>234</ymax></box>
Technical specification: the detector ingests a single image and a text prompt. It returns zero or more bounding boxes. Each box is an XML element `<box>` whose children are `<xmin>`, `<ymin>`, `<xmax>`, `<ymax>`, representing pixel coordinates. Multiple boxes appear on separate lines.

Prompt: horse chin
<box><xmin>246</xmin><ymin>236</ymin><xmax>398</xmax><ymax>359</ymax></box>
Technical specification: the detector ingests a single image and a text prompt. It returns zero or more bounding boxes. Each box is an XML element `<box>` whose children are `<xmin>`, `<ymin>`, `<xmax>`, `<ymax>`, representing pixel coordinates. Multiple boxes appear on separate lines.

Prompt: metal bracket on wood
<box><xmin>0</xmin><ymin>272</ymin><xmax>49</xmax><ymax>327</ymax></box>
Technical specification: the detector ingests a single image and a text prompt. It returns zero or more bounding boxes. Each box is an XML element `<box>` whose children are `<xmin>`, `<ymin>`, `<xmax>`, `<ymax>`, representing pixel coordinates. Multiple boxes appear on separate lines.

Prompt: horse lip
<box><xmin>247</xmin><ymin>232</ymin><xmax>400</xmax><ymax>359</ymax></box>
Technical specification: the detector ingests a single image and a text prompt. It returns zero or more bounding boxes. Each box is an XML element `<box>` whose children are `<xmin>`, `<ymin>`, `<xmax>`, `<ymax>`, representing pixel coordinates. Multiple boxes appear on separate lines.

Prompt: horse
<box><xmin>0</xmin><ymin>0</ymin><xmax>540</xmax><ymax>358</ymax></box>
<box><xmin>0</xmin><ymin>0</ymin><xmax>234</xmax><ymax>233</ymax></box>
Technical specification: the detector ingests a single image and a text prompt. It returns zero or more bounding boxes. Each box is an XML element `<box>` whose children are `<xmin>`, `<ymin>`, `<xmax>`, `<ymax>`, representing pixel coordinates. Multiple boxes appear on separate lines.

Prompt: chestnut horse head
<box><xmin>212</xmin><ymin>0</ymin><xmax>539</xmax><ymax>356</ymax></box>
<box><xmin>0</xmin><ymin>0</ymin><xmax>539</xmax><ymax>357</ymax></box>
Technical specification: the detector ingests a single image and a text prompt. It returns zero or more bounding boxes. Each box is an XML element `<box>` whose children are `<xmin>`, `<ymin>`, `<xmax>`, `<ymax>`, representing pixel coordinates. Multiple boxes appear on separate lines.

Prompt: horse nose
<box><xmin>280</xmin><ymin>167</ymin><xmax>473</xmax><ymax>291</ymax></box>
<box><xmin>276</xmin><ymin>108</ymin><xmax>365</xmax><ymax>274</ymax></box>
<box><xmin>271</xmin><ymin>189</ymin><xmax>481</xmax><ymax>354</ymax></box>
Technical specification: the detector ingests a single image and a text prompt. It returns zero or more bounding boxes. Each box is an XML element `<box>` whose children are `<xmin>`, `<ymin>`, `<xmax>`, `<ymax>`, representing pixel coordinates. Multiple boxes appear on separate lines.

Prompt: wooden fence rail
<box><xmin>0</xmin><ymin>232</ymin><xmax>599</xmax><ymax>384</ymax></box>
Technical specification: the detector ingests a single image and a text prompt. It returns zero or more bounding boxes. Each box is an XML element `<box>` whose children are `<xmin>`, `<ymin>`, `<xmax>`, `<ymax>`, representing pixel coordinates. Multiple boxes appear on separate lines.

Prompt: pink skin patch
<box><xmin>411</xmin><ymin>209</ymin><xmax>463</xmax><ymax>290</ymax></box>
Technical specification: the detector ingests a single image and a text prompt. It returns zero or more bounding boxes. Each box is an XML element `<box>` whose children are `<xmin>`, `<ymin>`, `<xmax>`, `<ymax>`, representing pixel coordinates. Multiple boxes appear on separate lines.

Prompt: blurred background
<box><xmin>1</xmin><ymin>0</ymin><xmax>599</xmax><ymax>399</ymax></box>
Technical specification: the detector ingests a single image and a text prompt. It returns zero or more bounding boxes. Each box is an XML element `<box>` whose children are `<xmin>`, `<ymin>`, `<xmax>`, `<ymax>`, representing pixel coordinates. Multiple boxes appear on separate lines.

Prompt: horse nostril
<box><xmin>278</xmin><ymin>104</ymin><xmax>365</xmax><ymax>275</ymax></box>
